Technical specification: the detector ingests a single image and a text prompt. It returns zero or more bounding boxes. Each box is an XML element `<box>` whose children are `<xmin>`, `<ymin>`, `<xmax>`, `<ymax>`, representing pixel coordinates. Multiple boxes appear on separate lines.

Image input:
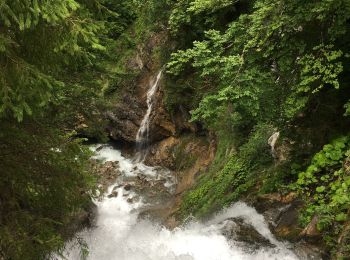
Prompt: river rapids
<box><xmin>59</xmin><ymin>145</ymin><xmax>300</xmax><ymax>260</ymax></box>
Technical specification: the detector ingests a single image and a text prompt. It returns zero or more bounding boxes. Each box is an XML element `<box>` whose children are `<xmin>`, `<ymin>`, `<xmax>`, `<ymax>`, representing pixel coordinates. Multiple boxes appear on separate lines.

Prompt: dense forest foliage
<box><xmin>163</xmin><ymin>0</ymin><xmax>350</xmax><ymax>257</ymax></box>
<box><xmin>0</xmin><ymin>0</ymin><xmax>135</xmax><ymax>259</ymax></box>
<box><xmin>1</xmin><ymin>0</ymin><xmax>350</xmax><ymax>259</ymax></box>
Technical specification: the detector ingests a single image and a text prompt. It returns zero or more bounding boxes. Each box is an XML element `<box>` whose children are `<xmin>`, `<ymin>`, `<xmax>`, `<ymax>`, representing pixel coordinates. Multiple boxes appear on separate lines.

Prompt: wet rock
<box><xmin>138</xmin><ymin>203</ymin><xmax>175</xmax><ymax>222</ymax></box>
<box><xmin>92</xmin><ymin>160</ymin><xmax>121</xmax><ymax>192</ymax></box>
<box><xmin>96</xmin><ymin>144</ymin><xmax>109</xmax><ymax>152</ymax></box>
<box><xmin>254</xmin><ymin>193</ymin><xmax>284</xmax><ymax>213</ymax></box>
<box><xmin>149</xmin><ymin>94</ymin><xmax>176</xmax><ymax>141</ymax></box>
<box><xmin>273</xmin><ymin>202</ymin><xmax>303</xmax><ymax>240</ymax></box>
<box><xmin>252</xmin><ymin>193</ymin><xmax>327</xmax><ymax>258</ymax></box>
<box><xmin>300</xmin><ymin>216</ymin><xmax>321</xmax><ymax>238</ymax></box>
<box><xmin>134</xmin><ymin>176</ymin><xmax>172</xmax><ymax>203</ymax></box>
<box><xmin>107</xmin><ymin>107</ymin><xmax>142</xmax><ymax>143</ymax></box>
<box><xmin>126</xmin><ymin>195</ymin><xmax>140</xmax><ymax>204</ymax></box>
<box><xmin>124</xmin><ymin>184</ymin><xmax>132</xmax><ymax>191</ymax></box>
<box><xmin>253</xmin><ymin>193</ymin><xmax>303</xmax><ymax>240</ymax></box>
<box><xmin>112</xmin><ymin>184</ymin><xmax>123</xmax><ymax>191</ymax></box>
<box><xmin>106</xmin><ymin>31</ymin><xmax>176</xmax><ymax>144</ymax></box>
<box><xmin>293</xmin><ymin>241</ymin><xmax>328</xmax><ymax>260</ymax></box>
<box><xmin>107</xmin><ymin>83</ymin><xmax>176</xmax><ymax>144</ymax></box>
<box><xmin>108</xmin><ymin>191</ymin><xmax>118</xmax><ymax>198</ymax></box>
<box><xmin>220</xmin><ymin>217</ymin><xmax>274</xmax><ymax>250</ymax></box>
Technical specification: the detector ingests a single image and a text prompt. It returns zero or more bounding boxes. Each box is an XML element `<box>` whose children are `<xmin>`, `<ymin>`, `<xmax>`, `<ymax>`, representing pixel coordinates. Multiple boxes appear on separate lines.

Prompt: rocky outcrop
<box><xmin>252</xmin><ymin>193</ymin><xmax>327</xmax><ymax>259</ymax></box>
<box><xmin>148</xmin><ymin>89</ymin><xmax>176</xmax><ymax>142</ymax></box>
<box><xmin>106</xmin><ymin>30</ymin><xmax>177</xmax><ymax>144</ymax></box>
<box><xmin>300</xmin><ymin>216</ymin><xmax>321</xmax><ymax>238</ymax></box>
<box><xmin>106</xmin><ymin>94</ymin><xmax>146</xmax><ymax>143</ymax></box>
<box><xmin>91</xmin><ymin>159</ymin><xmax>121</xmax><ymax>192</ymax></box>
<box><xmin>220</xmin><ymin>217</ymin><xmax>274</xmax><ymax>251</ymax></box>
<box><xmin>141</xmin><ymin>133</ymin><xmax>217</xmax><ymax>228</ymax></box>
<box><xmin>145</xmin><ymin>133</ymin><xmax>215</xmax><ymax>170</ymax></box>
<box><xmin>144</xmin><ymin>136</ymin><xmax>180</xmax><ymax>168</ymax></box>
<box><xmin>253</xmin><ymin>193</ymin><xmax>302</xmax><ymax>240</ymax></box>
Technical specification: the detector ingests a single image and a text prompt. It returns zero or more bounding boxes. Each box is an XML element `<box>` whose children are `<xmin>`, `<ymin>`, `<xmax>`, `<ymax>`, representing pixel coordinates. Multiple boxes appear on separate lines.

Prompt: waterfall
<box><xmin>135</xmin><ymin>71</ymin><xmax>163</xmax><ymax>162</ymax></box>
<box><xmin>58</xmin><ymin>70</ymin><xmax>305</xmax><ymax>260</ymax></box>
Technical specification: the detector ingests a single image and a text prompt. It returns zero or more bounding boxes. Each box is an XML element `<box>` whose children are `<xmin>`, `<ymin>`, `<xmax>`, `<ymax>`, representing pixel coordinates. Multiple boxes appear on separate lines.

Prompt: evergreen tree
<box><xmin>0</xmin><ymin>0</ymin><xmax>135</xmax><ymax>259</ymax></box>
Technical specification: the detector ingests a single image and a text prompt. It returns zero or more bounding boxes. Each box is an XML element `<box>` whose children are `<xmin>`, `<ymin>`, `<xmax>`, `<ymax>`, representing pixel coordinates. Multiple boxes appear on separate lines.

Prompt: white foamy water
<box><xmin>59</xmin><ymin>145</ymin><xmax>300</xmax><ymax>260</ymax></box>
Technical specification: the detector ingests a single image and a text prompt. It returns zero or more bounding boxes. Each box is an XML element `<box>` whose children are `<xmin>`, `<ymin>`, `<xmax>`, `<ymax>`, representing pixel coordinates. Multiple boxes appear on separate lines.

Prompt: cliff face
<box><xmin>106</xmin><ymin>30</ymin><xmax>177</xmax><ymax>144</ymax></box>
<box><xmin>104</xmin><ymin>29</ymin><xmax>217</xmax><ymax>227</ymax></box>
<box><xmin>135</xmin><ymin>133</ymin><xmax>217</xmax><ymax>229</ymax></box>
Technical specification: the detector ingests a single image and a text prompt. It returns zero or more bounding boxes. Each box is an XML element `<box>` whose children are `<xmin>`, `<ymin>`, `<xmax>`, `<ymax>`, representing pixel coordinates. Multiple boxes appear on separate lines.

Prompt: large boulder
<box><xmin>219</xmin><ymin>217</ymin><xmax>274</xmax><ymax>251</ymax></box>
<box><xmin>252</xmin><ymin>193</ymin><xmax>327</xmax><ymax>259</ymax></box>
<box><xmin>253</xmin><ymin>193</ymin><xmax>303</xmax><ymax>240</ymax></box>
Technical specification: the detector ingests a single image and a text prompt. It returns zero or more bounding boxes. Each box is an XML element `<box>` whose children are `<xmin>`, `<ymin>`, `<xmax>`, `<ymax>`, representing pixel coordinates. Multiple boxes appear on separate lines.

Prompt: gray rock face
<box><xmin>293</xmin><ymin>241</ymin><xmax>328</xmax><ymax>260</ymax></box>
<box><xmin>106</xmin><ymin>94</ymin><xmax>146</xmax><ymax>143</ymax></box>
<box><xmin>106</xmin><ymin>81</ymin><xmax>175</xmax><ymax>143</ymax></box>
<box><xmin>106</xmin><ymin>75</ymin><xmax>176</xmax><ymax>144</ymax></box>
<box><xmin>219</xmin><ymin>217</ymin><xmax>274</xmax><ymax>251</ymax></box>
<box><xmin>105</xmin><ymin>31</ymin><xmax>177</xmax><ymax>145</ymax></box>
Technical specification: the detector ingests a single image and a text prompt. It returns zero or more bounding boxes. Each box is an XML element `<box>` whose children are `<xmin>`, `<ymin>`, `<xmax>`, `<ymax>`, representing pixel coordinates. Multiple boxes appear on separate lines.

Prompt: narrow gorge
<box><xmin>2</xmin><ymin>1</ymin><xmax>350</xmax><ymax>259</ymax></box>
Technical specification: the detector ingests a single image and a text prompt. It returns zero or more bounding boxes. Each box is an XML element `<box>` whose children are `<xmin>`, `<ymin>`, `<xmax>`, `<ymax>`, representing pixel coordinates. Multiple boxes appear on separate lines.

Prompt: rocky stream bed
<box><xmin>57</xmin><ymin>144</ymin><xmax>324</xmax><ymax>260</ymax></box>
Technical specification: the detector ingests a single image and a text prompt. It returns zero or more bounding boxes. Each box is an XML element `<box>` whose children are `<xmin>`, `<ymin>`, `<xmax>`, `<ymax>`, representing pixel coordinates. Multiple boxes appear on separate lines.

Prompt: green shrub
<box><xmin>293</xmin><ymin>136</ymin><xmax>350</xmax><ymax>252</ymax></box>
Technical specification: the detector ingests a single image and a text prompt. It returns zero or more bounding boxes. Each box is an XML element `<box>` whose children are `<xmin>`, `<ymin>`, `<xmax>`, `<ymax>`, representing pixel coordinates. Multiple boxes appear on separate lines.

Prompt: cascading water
<box><xmin>135</xmin><ymin>71</ymin><xmax>163</xmax><ymax>162</ymax></box>
<box><xmin>59</xmin><ymin>144</ymin><xmax>302</xmax><ymax>260</ymax></box>
<box><xmin>59</xmin><ymin>70</ymin><xmax>303</xmax><ymax>260</ymax></box>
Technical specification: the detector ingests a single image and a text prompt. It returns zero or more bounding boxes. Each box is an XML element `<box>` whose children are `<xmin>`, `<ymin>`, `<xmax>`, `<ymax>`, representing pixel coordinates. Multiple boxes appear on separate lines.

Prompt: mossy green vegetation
<box><xmin>180</xmin><ymin>123</ymin><xmax>275</xmax><ymax>218</ymax></box>
<box><xmin>172</xmin><ymin>135</ymin><xmax>200</xmax><ymax>171</ymax></box>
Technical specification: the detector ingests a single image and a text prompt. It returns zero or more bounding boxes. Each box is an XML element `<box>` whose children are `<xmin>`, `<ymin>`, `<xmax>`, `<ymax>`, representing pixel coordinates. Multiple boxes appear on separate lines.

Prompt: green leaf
<box><xmin>335</xmin><ymin>213</ymin><xmax>348</xmax><ymax>222</ymax></box>
<box><xmin>316</xmin><ymin>186</ymin><xmax>326</xmax><ymax>193</ymax></box>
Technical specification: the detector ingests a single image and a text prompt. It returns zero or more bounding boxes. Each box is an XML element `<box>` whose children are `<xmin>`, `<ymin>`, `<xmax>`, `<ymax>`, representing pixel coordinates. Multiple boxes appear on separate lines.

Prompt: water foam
<box><xmin>60</xmin><ymin>145</ymin><xmax>299</xmax><ymax>260</ymax></box>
